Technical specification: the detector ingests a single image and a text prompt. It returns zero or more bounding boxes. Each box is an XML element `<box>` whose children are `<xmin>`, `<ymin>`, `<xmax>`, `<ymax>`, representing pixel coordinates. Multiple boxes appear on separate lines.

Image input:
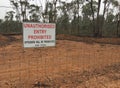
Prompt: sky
<box><xmin>0</xmin><ymin>0</ymin><xmax>13</xmax><ymax>19</ymax></box>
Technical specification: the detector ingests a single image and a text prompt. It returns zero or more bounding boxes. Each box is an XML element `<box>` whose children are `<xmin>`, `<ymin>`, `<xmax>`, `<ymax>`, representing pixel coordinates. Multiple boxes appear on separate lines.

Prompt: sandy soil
<box><xmin>0</xmin><ymin>34</ymin><xmax>120</xmax><ymax>88</ymax></box>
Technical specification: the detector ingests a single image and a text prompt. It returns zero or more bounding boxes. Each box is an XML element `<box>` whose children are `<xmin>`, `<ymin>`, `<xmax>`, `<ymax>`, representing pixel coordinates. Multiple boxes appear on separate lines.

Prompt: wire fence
<box><xmin>0</xmin><ymin>34</ymin><xmax>120</xmax><ymax>88</ymax></box>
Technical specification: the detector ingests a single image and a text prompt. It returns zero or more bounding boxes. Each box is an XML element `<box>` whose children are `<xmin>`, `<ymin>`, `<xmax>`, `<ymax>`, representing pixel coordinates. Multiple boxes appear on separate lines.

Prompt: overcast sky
<box><xmin>0</xmin><ymin>0</ymin><xmax>12</xmax><ymax>19</ymax></box>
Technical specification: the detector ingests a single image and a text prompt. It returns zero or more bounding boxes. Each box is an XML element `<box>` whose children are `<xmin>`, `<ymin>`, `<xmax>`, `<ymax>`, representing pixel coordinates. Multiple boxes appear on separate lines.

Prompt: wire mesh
<box><xmin>0</xmin><ymin>34</ymin><xmax>120</xmax><ymax>88</ymax></box>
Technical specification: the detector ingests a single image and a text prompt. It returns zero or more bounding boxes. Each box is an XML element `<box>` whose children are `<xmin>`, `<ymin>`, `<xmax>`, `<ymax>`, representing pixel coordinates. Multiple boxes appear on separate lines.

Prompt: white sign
<box><xmin>23</xmin><ymin>22</ymin><xmax>56</xmax><ymax>48</ymax></box>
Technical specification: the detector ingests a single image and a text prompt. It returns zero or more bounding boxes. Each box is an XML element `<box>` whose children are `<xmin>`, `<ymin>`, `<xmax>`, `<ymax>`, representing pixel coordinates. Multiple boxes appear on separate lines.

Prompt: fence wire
<box><xmin>0</xmin><ymin>34</ymin><xmax>120</xmax><ymax>88</ymax></box>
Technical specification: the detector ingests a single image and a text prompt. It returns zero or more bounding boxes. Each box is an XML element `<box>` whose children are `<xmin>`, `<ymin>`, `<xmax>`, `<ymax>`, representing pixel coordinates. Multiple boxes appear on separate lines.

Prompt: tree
<box><xmin>10</xmin><ymin>0</ymin><xmax>28</xmax><ymax>21</ymax></box>
<box><xmin>29</xmin><ymin>4</ymin><xmax>41</xmax><ymax>22</ymax></box>
<box><xmin>53</xmin><ymin>0</ymin><xmax>58</xmax><ymax>22</ymax></box>
<box><xmin>75</xmin><ymin>0</ymin><xmax>84</xmax><ymax>34</ymax></box>
<box><xmin>114</xmin><ymin>1</ymin><xmax>120</xmax><ymax>37</ymax></box>
<box><xmin>19</xmin><ymin>0</ymin><xmax>29</xmax><ymax>21</ymax></box>
<box><xmin>103</xmin><ymin>0</ymin><xmax>119</xmax><ymax>37</ymax></box>
<box><xmin>4</xmin><ymin>16</ymin><xmax>9</xmax><ymax>21</ymax></box>
<box><xmin>82</xmin><ymin>0</ymin><xmax>97</xmax><ymax>35</ymax></box>
<box><xmin>10</xmin><ymin>0</ymin><xmax>21</xmax><ymax>21</ymax></box>
<box><xmin>116</xmin><ymin>6</ymin><xmax>120</xmax><ymax>37</ymax></box>
<box><xmin>89</xmin><ymin>0</ymin><xmax>96</xmax><ymax>34</ymax></box>
<box><xmin>101</xmin><ymin>0</ymin><xmax>108</xmax><ymax>34</ymax></box>
<box><xmin>0</xmin><ymin>19</ymin><xmax>2</xmax><ymax>23</ymax></box>
<box><xmin>56</xmin><ymin>1</ymin><xmax>71</xmax><ymax>33</ymax></box>
<box><xmin>43</xmin><ymin>0</ymin><xmax>59</xmax><ymax>23</ymax></box>
<box><xmin>4</xmin><ymin>11</ymin><xmax>15</xmax><ymax>21</ymax></box>
<box><xmin>95</xmin><ymin>0</ymin><xmax>102</xmax><ymax>37</ymax></box>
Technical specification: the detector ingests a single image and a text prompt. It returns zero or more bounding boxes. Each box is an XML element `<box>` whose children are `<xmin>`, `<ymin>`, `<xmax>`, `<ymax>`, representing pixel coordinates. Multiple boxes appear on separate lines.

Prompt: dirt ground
<box><xmin>0</xmin><ymin>34</ymin><xmax>120</xmax><ymax>88</ymax></box>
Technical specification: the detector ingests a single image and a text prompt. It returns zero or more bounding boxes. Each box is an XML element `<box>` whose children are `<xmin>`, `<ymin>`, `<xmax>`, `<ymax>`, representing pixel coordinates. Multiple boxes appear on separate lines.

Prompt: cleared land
<box><xmin>0</xmin><ymin>34</ymin><xmax>120</xmax><ymax>88</ymax></box>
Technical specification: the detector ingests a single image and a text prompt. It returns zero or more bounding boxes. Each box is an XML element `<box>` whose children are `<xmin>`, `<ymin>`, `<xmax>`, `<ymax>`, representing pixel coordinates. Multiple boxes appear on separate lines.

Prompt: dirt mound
<box><xmin>0</xmin><ymin>35</ymin><xmax>19</xmax><ymax>46</ymax></box>
<box><xmin>0</xmin><ymin>35</ymin><xmax>8</xmax><ymax>42</ymax></box>
<box><xmin>1</xmin><ymin>34</ymin><xmax>120</xmax><ymax>46</ymax></box>
<box><xmin>0</xmin><ymin>35</ymin><xmax>120</xmax><ymax>88</ymax></box>
<box><xmin>57</xmin><ymin>34</ymin><xmax>120</xmax><ymax>45</ymax></box>
<box><xmin>41</xmin><ymin>63</ymin><xmax>120</xmax><ymax>88</ymax></box>
<box><xmin>57</xmin><ymin>34</ymin><xmax>81</xmax><ymax>40</ymax></box>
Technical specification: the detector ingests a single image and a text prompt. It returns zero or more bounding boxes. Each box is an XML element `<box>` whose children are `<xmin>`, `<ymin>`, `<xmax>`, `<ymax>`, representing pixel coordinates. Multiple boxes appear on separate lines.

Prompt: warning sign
<box><xmin>23</xmin><ymin>22</ymin><xmax>56</xmax><ymax>48</ymax></box>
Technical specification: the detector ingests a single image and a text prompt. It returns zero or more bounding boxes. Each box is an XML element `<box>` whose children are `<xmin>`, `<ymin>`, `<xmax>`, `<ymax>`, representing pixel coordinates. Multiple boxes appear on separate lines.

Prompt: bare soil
<box><xmin>0</xmin><ymin>34</ymin><xmax>120</xmax><ymax>88</ymax></box>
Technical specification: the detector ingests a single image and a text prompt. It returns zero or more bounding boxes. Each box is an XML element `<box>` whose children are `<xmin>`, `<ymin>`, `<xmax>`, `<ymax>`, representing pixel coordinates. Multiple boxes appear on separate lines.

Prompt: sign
<box><xmin>23</xmin><ymin>22</ymin><xmax>56</xmax><ymax>48</ymax></box>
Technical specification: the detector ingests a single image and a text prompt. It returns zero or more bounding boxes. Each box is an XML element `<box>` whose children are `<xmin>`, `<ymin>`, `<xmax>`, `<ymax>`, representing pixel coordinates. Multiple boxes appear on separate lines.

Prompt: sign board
<box><xmin>23</xmin><ymin>22</ymin><xmax>56</xmax><ymax>48</ymax></box>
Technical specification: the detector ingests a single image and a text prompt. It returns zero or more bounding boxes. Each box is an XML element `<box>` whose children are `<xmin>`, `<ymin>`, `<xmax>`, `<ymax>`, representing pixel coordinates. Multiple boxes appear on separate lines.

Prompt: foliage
<box><xmin>0</xmin><ymin>0</ymin><xmax>119</xmax><ymax>37</ymax></box>
<box><xmin>0</xmin><ymin>21</ymin><xmax>22</xmax><ymax>34</ymax></box>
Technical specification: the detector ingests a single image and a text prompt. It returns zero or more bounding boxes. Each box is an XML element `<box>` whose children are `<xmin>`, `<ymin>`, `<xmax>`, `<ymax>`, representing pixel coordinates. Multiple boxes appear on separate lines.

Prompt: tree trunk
<box><xmin>116</xmin><ymin>12</ymin><xmax>120</xmax><ymax>37</ymax></box>
<box><xmin>77</xmin><ymin>0</ymin><xmax>80</xmax><ymax>34</ymax></box>
<box><xmin>24</xmin><ymin>0</ymin><xmax>27</xmax><ymax>21</ymax></box>
<box><xmin>53</xmin><ymin>0</ymin><xmax>58</xmax><ymax>23</ymax></box>
<box><xmin>101</xmin><ymin>0</ymin><xmax>108</xmax><ymax>36</ymax></box>
<box><xmin>20</xmin><ymin>0</ymin><xmax>24</xmax><ymax>21</ymax></box>
<box><xmin>96</xmin><ymin>0</ymin><xmax>102</xmax><ymax>37</ymax></box>
<box><xmin>90</xmin><ymin>0</ymin><xmax>95</xmax><ymax>36</ymax></box>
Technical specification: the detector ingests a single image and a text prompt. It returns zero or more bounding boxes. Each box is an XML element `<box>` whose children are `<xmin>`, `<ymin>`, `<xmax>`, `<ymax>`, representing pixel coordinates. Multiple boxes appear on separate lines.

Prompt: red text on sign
<box><xmin>34</xmin><ymin>30</ymin><xmax>46</xmax><ymax>34</ymax></box>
